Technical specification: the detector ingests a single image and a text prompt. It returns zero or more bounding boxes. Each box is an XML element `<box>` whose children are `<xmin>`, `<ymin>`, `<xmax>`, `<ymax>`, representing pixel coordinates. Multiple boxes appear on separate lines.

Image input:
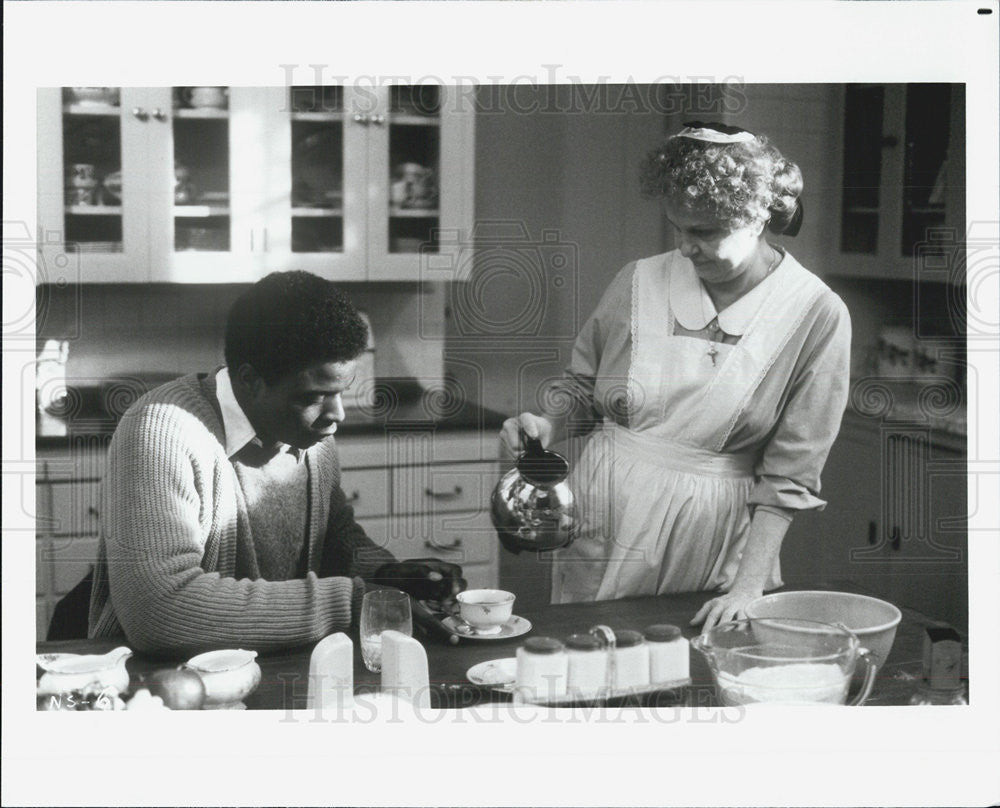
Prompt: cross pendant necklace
<box><xmin>706</xmin><ymin>318</ymin><xmax>722</xmax><ymax>366</ymax></box>
<box><xmin>707</xmin><ymin>341</ymin><xmax>720</xmax><ymax>366</ymax></box>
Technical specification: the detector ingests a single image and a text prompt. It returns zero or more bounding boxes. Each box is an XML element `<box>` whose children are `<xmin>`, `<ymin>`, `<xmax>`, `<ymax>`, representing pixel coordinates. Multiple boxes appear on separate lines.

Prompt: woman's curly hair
<box><xmin>639</xmin><ymin>132</ymin><xmax>803</xmax><ymax>234</ymax></box>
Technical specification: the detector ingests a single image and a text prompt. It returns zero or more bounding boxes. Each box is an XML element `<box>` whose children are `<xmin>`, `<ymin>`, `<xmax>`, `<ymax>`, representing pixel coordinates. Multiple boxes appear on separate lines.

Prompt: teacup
<box><xmin>456</xmin><ymin>589</ymin><xmax>516</xmax><ymax>635</ymax></box>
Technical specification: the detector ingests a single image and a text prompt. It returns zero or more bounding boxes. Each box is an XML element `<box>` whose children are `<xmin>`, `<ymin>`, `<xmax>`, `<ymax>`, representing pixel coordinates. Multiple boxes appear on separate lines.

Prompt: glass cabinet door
<box><xmin>257</xmin><ymin>84</ymin><xmax>366</xmax><ymax>279</ymax></box>
<box><xmin>171</xmin><ymin>86</ymin><xmax>232</xmax><ymax>255</ymax></box>
<box><xmin>37</xmin><ymin>87</ymin><xmax>149</xmax><ymax>282</ymax></box>
<box><xmin>367</xmin><ymin>85</ymin><xmax>474</xmax><ymax>281</ymax></box>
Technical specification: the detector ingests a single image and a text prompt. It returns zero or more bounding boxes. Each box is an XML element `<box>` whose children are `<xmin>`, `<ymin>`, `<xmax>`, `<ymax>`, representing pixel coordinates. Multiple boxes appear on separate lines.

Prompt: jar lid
<box><xmin>565</xmin><ymin>634</ymin><xmax>602</xmax><ymax>651</ymax></box>
<box><xmin>522</xmin><ymin>637</ymin><xmax>565</xmax><ymax>655</ymax></box>
<box><xmin>643</xmin><ymin>624</ymin><xmax>683</xmax><ymax>643</ymax></box>
<box><xmin>614</xmin><ymin>630</ymin><xmax>644</xmax><ymax>648</ymax></box>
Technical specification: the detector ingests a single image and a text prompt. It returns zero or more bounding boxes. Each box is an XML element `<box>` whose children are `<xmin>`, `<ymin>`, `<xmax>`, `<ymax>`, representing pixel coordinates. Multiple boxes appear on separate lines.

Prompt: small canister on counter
<box><xmin>565</xmin><ymin>633</ymin><xmax>609</xmax><ymax>695</ymax></box>
<box><xmin>613</xmin><ymin>630</ymin><xmax>650</xmax><ymax>690</ymax></box>
<box><xmin>644</xmin><ymin>624</ymin><xmax>690</xmax><ymax>684</ymax></box>
<box><xmin>516</xmin><ymin>637</ymin><xmax>568</xmax><ymax>700</ymax></box>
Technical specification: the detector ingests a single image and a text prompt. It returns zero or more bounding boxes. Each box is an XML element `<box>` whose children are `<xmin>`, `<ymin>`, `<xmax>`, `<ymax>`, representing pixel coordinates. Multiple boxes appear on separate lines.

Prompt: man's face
<box><xmin>245</xmin><ymin>359</ymin><xmax>357</xmax><ymax>450</ymax></box>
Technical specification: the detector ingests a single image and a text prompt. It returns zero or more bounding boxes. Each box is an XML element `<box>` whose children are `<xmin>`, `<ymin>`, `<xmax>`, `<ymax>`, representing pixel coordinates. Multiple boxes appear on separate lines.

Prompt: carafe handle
<box><xmin>846</xmin><ymin>648</ymin><xmax>877</xmax><ymax>706</ymax></box>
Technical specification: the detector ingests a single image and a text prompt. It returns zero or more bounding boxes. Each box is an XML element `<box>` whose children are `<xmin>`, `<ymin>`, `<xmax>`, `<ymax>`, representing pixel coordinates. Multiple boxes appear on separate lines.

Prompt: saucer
<box><xmin>442</xmin><ymin>615</ymin><xmax>532</xmax><ymax>641</ymax></box>
<box><xmin>466</xmin><ymin>658</ymin><xmax>517</xmax><ymax>692</ymax></box>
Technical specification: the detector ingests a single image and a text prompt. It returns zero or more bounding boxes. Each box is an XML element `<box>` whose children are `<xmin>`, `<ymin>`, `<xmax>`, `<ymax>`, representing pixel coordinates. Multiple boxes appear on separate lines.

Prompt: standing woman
<box><xmin>500</xmin><ymin>122</ymin><xmax>852</xmax><ymax>629</ymax></box>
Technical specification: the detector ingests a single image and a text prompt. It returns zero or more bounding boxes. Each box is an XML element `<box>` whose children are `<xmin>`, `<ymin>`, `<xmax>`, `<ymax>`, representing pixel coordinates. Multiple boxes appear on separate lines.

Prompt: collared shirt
<box><xmin>670</xmin><ymin>249</ymin><xmax>783</xmax><ymax>336</ymax></box>
<box><xmin>215</xmin><ymin>368</ymin><xmax>302</xmax><ymax>462</ymax></box>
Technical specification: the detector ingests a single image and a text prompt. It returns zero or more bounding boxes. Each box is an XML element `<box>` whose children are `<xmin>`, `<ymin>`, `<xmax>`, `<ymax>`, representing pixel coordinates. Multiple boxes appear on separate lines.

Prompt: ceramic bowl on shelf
<box><xmin>68</xmin><ymin>87</ymin><xmax>119</xmax><ymax>106</ymax></box>
<box><xmin>745</xmin><ymin>590</ymin><xmax>902</xmax><ymax>668</ymax></box>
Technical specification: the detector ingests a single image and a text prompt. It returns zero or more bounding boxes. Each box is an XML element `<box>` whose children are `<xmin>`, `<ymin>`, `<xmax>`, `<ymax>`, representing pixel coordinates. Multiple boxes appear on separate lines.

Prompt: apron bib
<box><xmin>552</xmin><ymin>251</ymin><xmax>825</xmax><ymax>603</ymax></box>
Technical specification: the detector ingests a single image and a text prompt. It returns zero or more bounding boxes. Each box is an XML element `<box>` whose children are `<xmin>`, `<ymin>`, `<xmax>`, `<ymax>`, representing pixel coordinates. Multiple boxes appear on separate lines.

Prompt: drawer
<box><xmin>339</xmin><ymin>467</ymin><xmax>391</xmax><ymax>518</ymax></box>
<box><xmin>48</xmin><ymin>536</ymin><xmax>99</xmax><ymax>595</ymax></box>
<box><xmin>37</xmin><ymin>599</ymin><xmax>50</xmax><ymax>643</ymax></box>
<box><xmin>50</xmin><ymin>482</ymin><xmax>101</xmax><ymax>536</ymax></box>
<box><xmin>357</xmin><ymin>510</ymin><xmax>498</xmax><ymax>568</ymax></box>
<box><xmin>392</xmin><ymin>462</ymin><xmax>497</xmax><ymax>515</ymax></box>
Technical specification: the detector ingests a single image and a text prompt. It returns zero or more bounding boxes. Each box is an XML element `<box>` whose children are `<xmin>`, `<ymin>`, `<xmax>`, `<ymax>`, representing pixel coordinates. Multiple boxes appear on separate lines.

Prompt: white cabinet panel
<box><xmin>50</xmin><ymin>536</ymin><xmax>100</xmax><ymax>595</ymax></box>
<box><xmin>339</xmin><ymin>467</ymin><xmax>391</xmax><ymax>518</ymax></box>
<box><xmin>50</xmin><ymin>481</ymin><xmax>101</xmax><ymax>536</ymax></box>
<box><xmin>392</xmin><ymin>462</ymin><xmax>496</xmax><ymax>515</ymax></box>
<box><xmin>37</xmin><ymin>599</ymin><xmax>50</xmax><ymax>643</ymax></box>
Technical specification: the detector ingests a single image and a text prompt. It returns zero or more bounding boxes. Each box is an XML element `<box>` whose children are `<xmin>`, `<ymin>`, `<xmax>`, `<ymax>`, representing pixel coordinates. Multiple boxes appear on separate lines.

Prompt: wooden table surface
<box><xmin>36</xmin><ymin>584</ymin><xmax>966</xmax><ymax>710</ymax></box>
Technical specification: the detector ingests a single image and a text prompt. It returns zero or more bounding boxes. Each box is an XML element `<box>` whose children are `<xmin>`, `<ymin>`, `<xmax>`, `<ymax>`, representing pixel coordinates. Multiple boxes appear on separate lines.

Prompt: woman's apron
<box><xmin>551</xmin><ymin>251</ymin><xmax>825</xmax><ymax>603</ymax></box>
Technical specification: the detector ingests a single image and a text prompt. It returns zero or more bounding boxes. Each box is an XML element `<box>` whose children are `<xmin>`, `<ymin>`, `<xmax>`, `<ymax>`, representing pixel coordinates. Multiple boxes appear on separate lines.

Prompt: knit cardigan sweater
<box><xmin>88</xmin><ymin>372</ymin><xmax>395</xmax><ymax>656</ymax></box>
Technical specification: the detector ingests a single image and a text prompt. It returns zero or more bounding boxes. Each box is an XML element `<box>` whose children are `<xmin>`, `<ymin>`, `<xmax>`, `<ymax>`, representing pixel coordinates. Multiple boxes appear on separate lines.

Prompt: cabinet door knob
<box><xmin>352</xmin><ymin>113</ymin><xmax>370</xmax><ymax>125</ymax></box>
<box><xmin>424</xmin><ymin>485</ymin><xmax>463</xmax><ymax>500</ymax></box>
<box><xmin>370</xmin><ymin>114</ymin><xmax>385</xmax><ymax>126</ymax></box>
<box><xmin>151</xmin><ymin>108</ymin><xmax>168</xmax><ymax>122</ymax></box>
<box><xmin>132</xmin><ymin>107</ymin><xmax>149</xmax><ymax>121</ymax></box>
<box><xmin>87</xmin><ymin>506</ymin><xmax>99</xmax><ymax>518</ymax></box>
<box><xmin>868</xmin><ymin>520</ymin><xmax>877</xmax><ymax>545</ymax></box>
<box><xmin>347</xmin><ymin>491</ymin><xmax>361</xmax><ymax>503</ymax></box>
<box><xmin>425</xmin><ymin>538</ymin><xmax>462</xmax><ymax>551</ymax></box>
<box><xmin>890</xmin><ymin>526</ymin><xmax>901</xmax><ymax>551</ymax></box>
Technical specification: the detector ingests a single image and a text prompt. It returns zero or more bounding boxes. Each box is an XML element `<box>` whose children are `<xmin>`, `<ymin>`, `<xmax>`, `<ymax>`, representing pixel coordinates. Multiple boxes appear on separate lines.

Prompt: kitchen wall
<box><xmin>444</xmin><ymin>84</ymin><xmax>672</xmax><ymax>418</ymax></box>
<box><xmin>37</xmin><ymin>281</ymin><xmax>445</xmax><ymax>385</ymax></box>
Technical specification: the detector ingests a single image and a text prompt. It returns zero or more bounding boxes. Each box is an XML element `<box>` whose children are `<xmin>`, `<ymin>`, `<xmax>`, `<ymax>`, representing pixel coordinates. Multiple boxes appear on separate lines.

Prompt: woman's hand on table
<box><xmin>690</xmin><ymin>588</ymin><xmax>763</xmax><ymax>631</ymax></box>
<box><xmin>499</xmin><ymin>413</ymin><xmax>555</xmax><ymax>458</ymax></box>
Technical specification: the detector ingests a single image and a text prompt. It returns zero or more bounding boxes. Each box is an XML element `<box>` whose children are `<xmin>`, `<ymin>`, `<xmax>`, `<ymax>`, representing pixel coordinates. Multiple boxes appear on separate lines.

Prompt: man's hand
<box><xmin>371</xmin><ymin>558</ymin><xmax>466</xmax><ymax>604</ymax></box>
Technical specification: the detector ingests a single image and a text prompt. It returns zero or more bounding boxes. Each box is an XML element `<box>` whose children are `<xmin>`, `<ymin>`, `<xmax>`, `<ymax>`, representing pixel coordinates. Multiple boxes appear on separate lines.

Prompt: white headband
<box><xmin>674</xmin><ymin>124</ymin><xmax>756</xmax><ymax>144</ymax></box>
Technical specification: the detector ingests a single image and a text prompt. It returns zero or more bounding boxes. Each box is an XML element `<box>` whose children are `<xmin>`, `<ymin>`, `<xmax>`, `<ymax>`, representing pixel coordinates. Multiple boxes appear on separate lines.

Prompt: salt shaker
<box><xmin>644</xmin><ymin>624</ymin><xmax>690</xmax><ymax>683</ymax></box>
<box><xmin>516</xmin><ymin>637</ymin><xmax>568</xmax><ymax>700</ymax></box>
<box><xmin>613</xmin><ymin>630</ymin><xmax>650</xmax><ymax>690</ymax></box>
<box><xmin>565</xmin><ymin>633</ymin><xmax>608</xmax><ymax>695</ymax></box>
<box><xmin>909</xmin><ymin>624</ymin><xmax>966</xmax><ymax>705</ymax></box>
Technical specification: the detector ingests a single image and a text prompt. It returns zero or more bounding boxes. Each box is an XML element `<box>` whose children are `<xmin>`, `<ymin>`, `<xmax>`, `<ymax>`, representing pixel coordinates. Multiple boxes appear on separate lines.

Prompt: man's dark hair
<box><xmin>224</xmin><ymin>271</ymin><xmax>368</xmax><ymax>384</ymax></box>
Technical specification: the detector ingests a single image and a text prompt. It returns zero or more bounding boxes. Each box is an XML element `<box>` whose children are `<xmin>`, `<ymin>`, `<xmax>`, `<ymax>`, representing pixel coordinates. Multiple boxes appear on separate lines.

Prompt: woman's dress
<box><xmin>551</xmin><ymin>249</ymin><xmax>852</xmax><ymax>603</ymax></box>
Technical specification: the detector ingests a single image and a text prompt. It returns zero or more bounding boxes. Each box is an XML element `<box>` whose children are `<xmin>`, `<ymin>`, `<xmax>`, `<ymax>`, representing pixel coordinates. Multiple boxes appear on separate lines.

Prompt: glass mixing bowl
<box><xmin>691</xmin><ymin>618</ymin><xmax>877</xmax><ymax>706</ymax></box>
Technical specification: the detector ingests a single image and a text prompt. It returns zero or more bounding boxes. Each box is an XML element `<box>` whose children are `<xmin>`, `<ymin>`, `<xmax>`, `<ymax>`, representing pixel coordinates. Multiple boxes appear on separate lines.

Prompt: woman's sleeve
<box><xmin>556</xmin><ymin>262</ymin><xmax>635</xmax><ymax>436</ymax></box>
<box><xmin>748</xmin><ymin>293</ymin><xmax>853</xmax><ymax>513</ymax></box>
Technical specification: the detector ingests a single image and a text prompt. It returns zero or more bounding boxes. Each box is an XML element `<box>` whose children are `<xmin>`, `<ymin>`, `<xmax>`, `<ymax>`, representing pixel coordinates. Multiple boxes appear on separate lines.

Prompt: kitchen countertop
<box><xmin>36</xmin><ymin>582</ymin><xmax>966</xmax><ymax>710</ymax></box>
<box><xmin>36</xmin><ymin>378</ymin><xmax>508</xmax><ymax>449</ymax></box>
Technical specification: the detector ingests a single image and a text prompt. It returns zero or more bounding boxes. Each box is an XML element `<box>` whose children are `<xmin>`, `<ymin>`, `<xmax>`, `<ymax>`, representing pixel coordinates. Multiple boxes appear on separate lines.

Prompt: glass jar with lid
<box><xmin>644</xmin><ymin>624</ymin><xmax>690</xmax><ymax>683</ymax></box>
<box><xmin>613</xmin><ymin>630</ymin><xmax>650</xmax><ymax>690</ymax></box>
<box><xmin>515</xmin><ymin>637</ymin><xmax>568</xmax><ymax>700</ymax></box>
<box><xmin>565</xmin><ymin>633</ymin><xmax>609</xmax><ymax>695</ymax></box>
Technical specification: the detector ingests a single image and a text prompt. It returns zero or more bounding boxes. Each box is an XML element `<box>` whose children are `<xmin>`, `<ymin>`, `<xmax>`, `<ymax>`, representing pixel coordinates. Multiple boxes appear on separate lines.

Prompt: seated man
<box><xmin>88</xmin><ymin>270</ymin><xmax>462</xmax><ymax>655</ymax></box>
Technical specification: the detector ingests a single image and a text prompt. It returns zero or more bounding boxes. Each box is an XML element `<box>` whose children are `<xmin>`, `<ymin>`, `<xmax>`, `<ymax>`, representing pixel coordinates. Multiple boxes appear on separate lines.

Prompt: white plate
<box><xmin>466</xmin><ymin>658</ymin><xmax>517</xmax><ymax>692</ymax></box>
<box><xmin>441</xmin><ymin>615</ymin><xmax>532</xmax><ymax>641</ymax></box>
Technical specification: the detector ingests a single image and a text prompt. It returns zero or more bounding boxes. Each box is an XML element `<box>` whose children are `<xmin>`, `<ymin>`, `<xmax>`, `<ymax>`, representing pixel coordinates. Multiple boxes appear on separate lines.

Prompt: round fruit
<box><xmin>145</xmin><ymin>667</ymin><xmax>207</xmax><ymax>710</ymax></box>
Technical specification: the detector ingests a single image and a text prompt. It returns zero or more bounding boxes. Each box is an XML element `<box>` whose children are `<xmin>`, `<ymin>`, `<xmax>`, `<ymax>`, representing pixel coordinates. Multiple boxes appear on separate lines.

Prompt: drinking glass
<box><xmin>359</xmin><ymin>590</ymin><xmax>413</xmax><ymax>673</ymax></box>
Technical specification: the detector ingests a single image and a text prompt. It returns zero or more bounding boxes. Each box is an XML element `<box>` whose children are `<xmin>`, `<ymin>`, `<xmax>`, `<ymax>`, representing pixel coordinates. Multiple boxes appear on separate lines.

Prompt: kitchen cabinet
<box><xmin>35</xmin><ymin>429</ymin><xmax>499</xmax><ymax>640</ymax></box>
<box><xmin>781</xmin><ymin>415</ymin><xmax>968</xmax><ymax>631</ymax></box>
<box><xmin>833</xmin><ymin>83</ymin><xmax>966</xmax><ymax>281</ymax></box>
<box><xmin>37</xmin><ymin>85</ymin><xmax>474</xmax><ymax>283</ymax></box>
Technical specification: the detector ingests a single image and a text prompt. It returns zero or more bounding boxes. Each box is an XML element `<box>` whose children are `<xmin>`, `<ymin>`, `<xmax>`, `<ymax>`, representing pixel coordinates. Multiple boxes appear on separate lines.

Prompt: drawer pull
<box><xmin>425</xmin><ymin>538</ymin><xmax>462</xmax><ymax>551</ymax></box>
<box><xmin>867</xmin><ymin>520</ymin><xmax>877</xmax><ymax>545</ymax></box>
<box><xmin>424</xmin><ymin>486</ymin><xmax>463</xmax><ymax>500</ymax></box>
